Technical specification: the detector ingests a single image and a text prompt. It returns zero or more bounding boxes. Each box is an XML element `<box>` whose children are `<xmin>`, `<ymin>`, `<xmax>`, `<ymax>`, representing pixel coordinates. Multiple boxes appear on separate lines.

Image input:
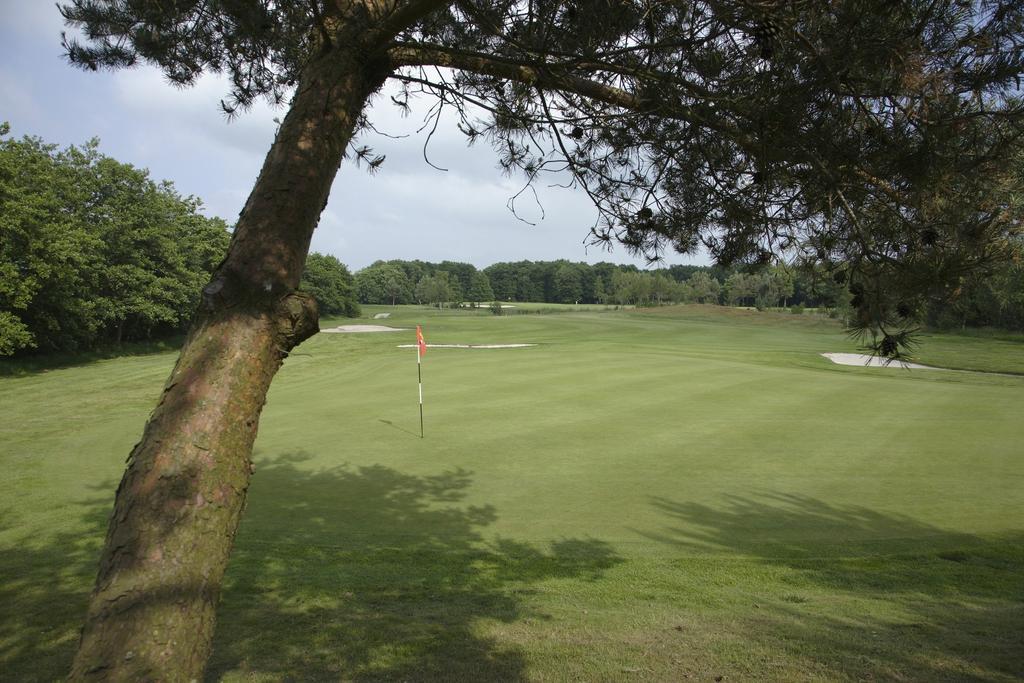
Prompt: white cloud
<box><xmin>111</xmin><ymin>68</ymin><xmax>279</xmax><ymax>160</ymax></box>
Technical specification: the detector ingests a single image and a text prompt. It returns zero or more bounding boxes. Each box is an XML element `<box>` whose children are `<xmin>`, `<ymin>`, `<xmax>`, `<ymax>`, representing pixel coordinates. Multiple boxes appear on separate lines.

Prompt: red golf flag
<box><xmin>416</xmin><ymin>325</ymin><xmax>427</xmax><ymax>358</ymax></box>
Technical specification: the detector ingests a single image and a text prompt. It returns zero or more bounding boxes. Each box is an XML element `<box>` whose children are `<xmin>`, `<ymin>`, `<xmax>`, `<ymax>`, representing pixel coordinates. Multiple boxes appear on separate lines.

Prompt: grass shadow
<box><xmin>206</xmin><ymin>452</ymin><xmax>621</xmax><ymax>681</ymax></box>
<box><xmin>0</xmin><ymin>336</ymin><xmax>185</xmax><ymax>377</ymax></box>
<box><xmin>0</xmin><ymin>488</ymin><xmax>113</xmax><ymax>681</ymax></box>
<box><xmin>645</xmin><ymin>493</ymin><xmax>1024</xmax><ymax>681</ymax></box>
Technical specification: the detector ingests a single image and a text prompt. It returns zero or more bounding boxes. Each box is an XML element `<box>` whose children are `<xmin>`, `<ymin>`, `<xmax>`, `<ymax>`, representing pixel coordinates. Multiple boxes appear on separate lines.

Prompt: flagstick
<box><xmin>417</xmin><ymin>346</ymin><xmax>424</xmax><ymax>439</ymax></box>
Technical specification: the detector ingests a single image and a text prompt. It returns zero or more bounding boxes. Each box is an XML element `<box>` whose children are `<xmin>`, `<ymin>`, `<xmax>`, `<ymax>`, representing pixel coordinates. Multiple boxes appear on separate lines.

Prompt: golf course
<box><xmin>1</xmin><ymin>305</ymin><xmax>1022</xmax><ymax>681</ymax></box>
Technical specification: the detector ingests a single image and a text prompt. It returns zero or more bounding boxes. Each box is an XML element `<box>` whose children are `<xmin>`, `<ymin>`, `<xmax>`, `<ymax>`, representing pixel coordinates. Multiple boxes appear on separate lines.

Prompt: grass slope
<box><xmin>1</xmin><ymin>305</ymin><xmax>1022</xmax><ymax>681</ymax></box>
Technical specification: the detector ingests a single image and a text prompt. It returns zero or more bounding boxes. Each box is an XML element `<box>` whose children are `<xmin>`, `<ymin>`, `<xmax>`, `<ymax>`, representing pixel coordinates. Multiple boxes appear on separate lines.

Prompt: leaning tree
<box><xmin>60</xmin><ymin>0</ymin><xmax>1024</xmax><ymax>679</ymax></box>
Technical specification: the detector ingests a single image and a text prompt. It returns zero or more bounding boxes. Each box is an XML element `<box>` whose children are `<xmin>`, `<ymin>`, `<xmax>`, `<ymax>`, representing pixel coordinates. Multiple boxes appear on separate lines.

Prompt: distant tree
<box><xmin>611</xmin><ymin>270</ymin><xmax>654</xmax><ymax>305</ymax></box>
<box><xmin>483</xmin><ymin>262</ymin><xmax>517</xmax><ymax>300</ymax></box>
<box><xmin>385</xmin><ymin>274</ymin><xmax>407</xmax><ymax>306</ymax></box>
<box><xmin>724</xmin><ymin>272</ymin><xmax>755</xmax><ymax>307</ymax></box>
<box><xmin>415</xmin><ymin>272</ymin><xmax>456</xmax><ymax>307</ymax></box>
<box><xmin>771</xmin><ymin>266</ymin><xmax>795</xmax><ymax>308</ymax></box>
<box><xmin>649</xmin><ymin>274</ymin><xmax>677</xmax><ymax>305</ymax></box>
<box><xmin>688</xmin><ymin>272</ymin><xmax>721</xmax><ymax>304</ymax></box>
<box><xmin>553</xmin><ymin>263</ymin><xmax>583</xmax><ymax>303</ymax></box>
<box><xmin>592</xmin><ymin>276</ymin><xmax>608</xmax><ymax>305</ymax></box>
<box><xmin>752</xmin><ymin>267</ymin><xmax>795</xmax><ymax>310</ymax></box>
<box><xmin>534</xmin><ymin>261</ymin><xmax>559</xmax><ymax>301</ymax></box>
<box><xmin>665</xmin><ymin>264</ymin><xmax>702</xmax><ymax>283</ymax></box>
<box><xmin>355</xmin><ymin>263</ymin><xmax>411</xmax><ymax>305</ymax></box>
<box><xmin>384</xmin><ymin>259</ymin><xmax>429</xmax><ymax>287</ymax></box>
<box><xmin>436</xmin><ymin>261</ymin><xmax>475</xmax><ymax>299</ymax></box>
<box><xmin>802</xmin><ymin>269</ymin><xmax>853</xmax><ymax>315</ymax></box>
<box><xmin>928</xmin><ymin>239</ymin><xmax>1024</xmax><ymax>330</ymax></box>
<box><xmin>514</xmin><ymin>267</ymin><xmax>542</xmax><ymax>302</ymax></box>
<box><xmin>591</xmin><ymin>262</ymin><xmax>622</xmax><ymax>304</ymax></box>
<box><xmin>300</xmin><ymin>253</ymin><xmax>360</xmax><ymax>317</ymax></box>
<box><xmin>466</xmin><ymin>270</ymin><xmax>494</xmax><ymax>303</ymax></box>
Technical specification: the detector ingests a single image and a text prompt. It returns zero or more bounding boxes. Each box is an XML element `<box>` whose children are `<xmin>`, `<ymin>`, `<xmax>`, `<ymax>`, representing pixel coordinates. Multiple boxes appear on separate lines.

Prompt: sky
<box><xmin>0</xmin><ymin>2</ymin><xmax>705</xmax><ymax>272</ymax></box>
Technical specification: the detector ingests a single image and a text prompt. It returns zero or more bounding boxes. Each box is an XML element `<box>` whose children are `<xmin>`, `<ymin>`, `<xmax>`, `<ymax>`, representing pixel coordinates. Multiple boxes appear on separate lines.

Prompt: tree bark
<box><xmin>69</xmin><ymin>37</ymin><xmax>390</xmax><ymax>682</ymax></box>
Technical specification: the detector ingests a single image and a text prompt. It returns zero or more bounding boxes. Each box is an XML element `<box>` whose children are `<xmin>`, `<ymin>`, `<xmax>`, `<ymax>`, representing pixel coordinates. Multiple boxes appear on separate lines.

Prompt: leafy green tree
<box><xmin>0</xmin><ymin>129</ymin><xmax>94</xmax><ymax>353</ymax></box>
<box><xmin>649</xmin><ymin>274</ymin><xmax>677</xmax><ymax>305</ymax></box>
<box><xmin>553</xmin><ymin>263</ymin><xmax>583</xmax><ymax>303</ymax></box>
<box><xmin>724</xmin><ymin>272</ymin><xmax>755</xmax><ymax>307</ymax></box>
<box><xmin>751</xmin><ymin>267</ymin><xmax>794</xmax><ymax>310</ymax></box>
<box><xmin>1</xmin><ymin>127</ymin><xmax>229</xmax><ymax>354</ymax></box>
<box><xmin>771</xmin><ymin>266</ymin><xmax>795</xmax><ymax>308</ymax></box>
<box><xmin>383</xmin><ymin>258</ymin><xmax>429</xmax><ymax>287</ymax></box>
<box><xmin>466</xmin><ymin>270</ymin><xmax>494</xmax><ymax>303</ymax></box>
<box><xmin>84</xmin><ymin>155</ymin><xmax>208</xmax><ymax>344</ymax></box>
<box><xmin>928</xmin><ymin>239</ymin><xmax>1024</xmax><ymax>330</ymax></box>
<box><xmin>483</xmin><ymin>262</ymin><xmax>517</xmax><ymax>300</ymax></box>
<box><xmin>514</xmin><ymin>270</ymin><xmax>542</xmax><ymax>302</ymax></box>
<box><xmin>415</xmin><ymin>272</ymin><xmax>455</xmax><ymax>307</ymax></box>
<box><xmin>592</xmin><ymin>276</ymin><xmax>608</xmax><ymax>304</ymax></box>
<box><xmin>436</xmin><ymin>261</ymin><xmax>475</xmax><ymax>299</ymax></box>
<box><xmin>300</xmin><ymin>252</ymin><xmax>360</xmax><ymax>317</ymax></box>
<box><xmin>58</xmin><ymin>1</ymin><xmax>1024</xmax><ymax>676</ymax></box>
<box><xmin>803</xmin><ymin>269</ymin><xmax>854</xmax><ymax>316</ymax></box>
<box><xmin>592</xmin><ymin>262</ymin><xmax>623</xmax><ymax>304</ymax></box>
<box><xmin>687</xmin><ymin>271</ymin><xmax>721</xmax><ymax>304</ymax></box>
<box><xmin>355</xmin><ymin>263</ymin><xmax>411</xmax><ymax>305</ymax></box>
<box><xmin>0</xmin><ymin>312</ymin><xmax>32</xmax><ymax>355</ymax></box>
<box><xmin>611</xmin><ymin>270</ymin><xmax>654</xmax><ymax>305</ymax></box>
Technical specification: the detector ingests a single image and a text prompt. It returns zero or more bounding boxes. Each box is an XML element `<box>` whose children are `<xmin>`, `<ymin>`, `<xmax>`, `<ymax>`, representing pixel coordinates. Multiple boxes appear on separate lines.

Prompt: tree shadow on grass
<box><xmin>206</xmin><ymin>452</ymin><xmax>620</xmax><ymax>681</ymax></box>
<box><xmin>0</xmin><ymin>336</ymin><xmax>184</xmax><ymax>377</ymax></box>
<box><xmin>0</xmin><ymin>491</ymin><xmax>113</xmax><ymax>681</ymax></box>
<box><xmin>645</xmin><ymin>493</ymin><xmax>1024</xmax><ymax>681</ymax></box>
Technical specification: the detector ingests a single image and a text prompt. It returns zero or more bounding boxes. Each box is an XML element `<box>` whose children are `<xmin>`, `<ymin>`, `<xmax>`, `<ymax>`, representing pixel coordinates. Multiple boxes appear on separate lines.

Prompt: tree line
<box><xmin>352</xmin><ymin>259</ymin><xmax>849</xmax><ymax>310</ymax></box>
<box><xmin>351</xmin><ymin>256</ymin><xmax>1024</xmax><ymax>329</ymax></box>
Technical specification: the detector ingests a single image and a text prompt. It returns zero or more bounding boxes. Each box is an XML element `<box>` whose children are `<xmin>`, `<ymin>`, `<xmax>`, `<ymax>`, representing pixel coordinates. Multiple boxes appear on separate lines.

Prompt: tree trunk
<box><xmin>69</xmin><ymin>39</ymin><xmax>389</xmax><ymax>681</ymax></box>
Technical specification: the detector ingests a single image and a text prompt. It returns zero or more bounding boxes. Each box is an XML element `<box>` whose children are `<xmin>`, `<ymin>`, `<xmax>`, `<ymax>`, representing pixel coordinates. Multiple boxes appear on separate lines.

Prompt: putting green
<box><xmin>1</xmin><ymin>305</ymin><xmax>1021</xmax><ymax>681</ymax></box>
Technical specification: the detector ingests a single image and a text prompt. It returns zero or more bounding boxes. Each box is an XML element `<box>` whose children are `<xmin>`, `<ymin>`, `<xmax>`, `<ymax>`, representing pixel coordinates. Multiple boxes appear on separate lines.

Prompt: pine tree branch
<box><xmin>371</xmin><ymin>0</ymin><xmax>454</xmax><ymax>44</ymax></box>
<box><xmin>387</xmin><ymin>42</ymin><xmax>754</xmax><ymax>147</ymax></box>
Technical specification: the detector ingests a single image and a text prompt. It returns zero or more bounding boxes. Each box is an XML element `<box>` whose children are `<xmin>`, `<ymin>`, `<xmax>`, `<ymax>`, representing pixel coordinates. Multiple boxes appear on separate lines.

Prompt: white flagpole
<box><xmin>417</xmin><ymin>339</ymin><xmax>424</xmax><ymax>439</ymax></box>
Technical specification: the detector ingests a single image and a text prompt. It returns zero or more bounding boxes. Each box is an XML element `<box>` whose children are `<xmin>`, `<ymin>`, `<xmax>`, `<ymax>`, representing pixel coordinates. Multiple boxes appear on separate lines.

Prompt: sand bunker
<box><xmin>321</xmin><ymin>325</ymin><xmax>409</xmax><ymax>334</ymax></box>
<box><xmin>397</xmin><ymin>343</ymin><xmax>536</xmax><ymax>349</ymax></box>
<box><xmin>821</xmin><ymin>353</ymin><xmax>937</xmax><ymax>370</ymax></box>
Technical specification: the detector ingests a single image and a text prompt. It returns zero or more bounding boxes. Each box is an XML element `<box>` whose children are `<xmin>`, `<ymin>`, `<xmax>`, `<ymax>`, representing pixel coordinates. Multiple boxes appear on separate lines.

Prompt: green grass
<box><xmin>912</xmin><ymin>331</ymin><xmax>1024</xmax><ymax>375</ymax></box>
<box><xmin>2</xmin><ymin>305</ymin><xmax>1022</xmax><ymax>681</ymax></box>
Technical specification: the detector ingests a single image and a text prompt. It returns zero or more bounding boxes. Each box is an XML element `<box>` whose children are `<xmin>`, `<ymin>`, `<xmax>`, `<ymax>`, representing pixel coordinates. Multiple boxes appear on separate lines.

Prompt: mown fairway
<box><xmin>2</xmin><ymin>306</ymin><xmax>1022</xmax><ymax>681</ymax></box>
